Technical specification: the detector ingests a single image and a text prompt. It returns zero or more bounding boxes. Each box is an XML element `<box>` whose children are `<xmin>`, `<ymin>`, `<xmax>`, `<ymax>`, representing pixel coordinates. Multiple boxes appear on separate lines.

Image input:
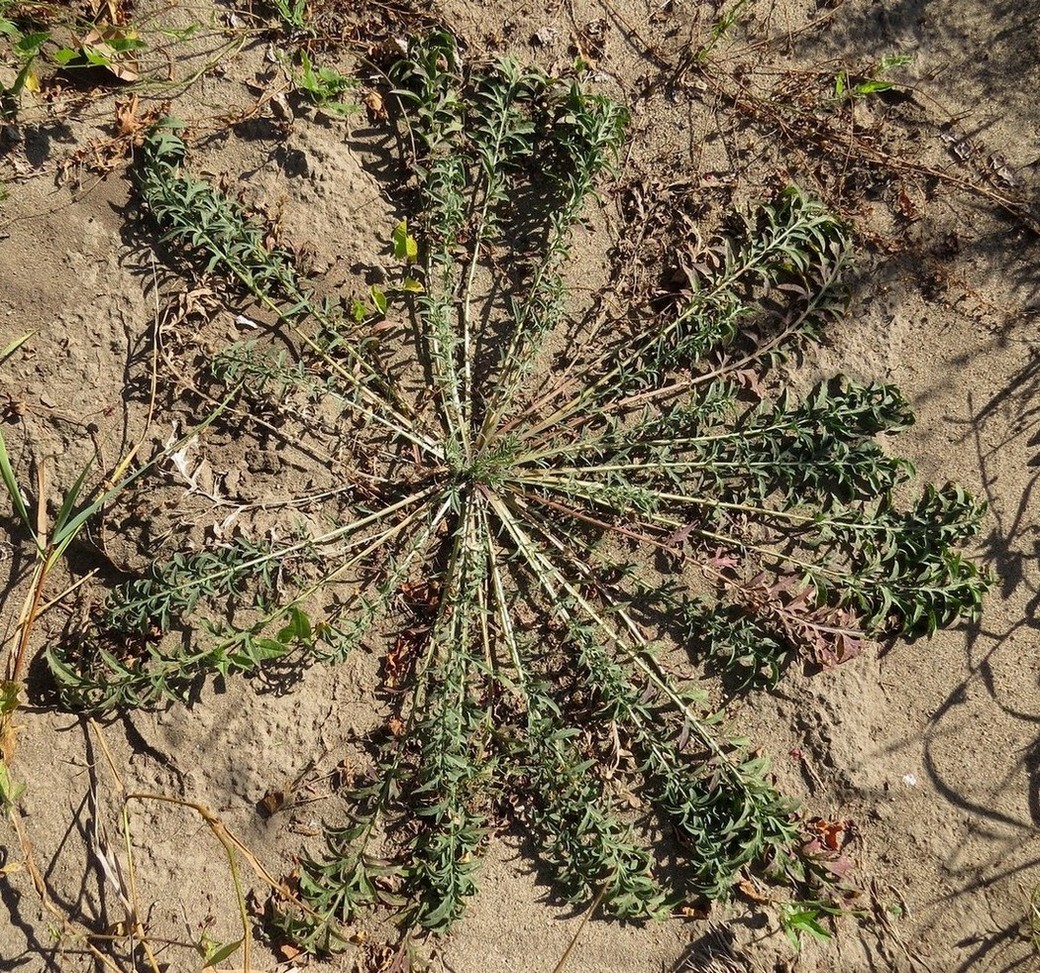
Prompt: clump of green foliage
<box><xmin>290</xmin><ymin>48</ymin><xmax>357</xmax><ymax>117</ymax></box>
<box><xmin>44</xmin><ymin>32</ymin><xmax>987</xmax><ymax>950</ymax></box>
<box><xmin>0</xmin><ymin>1</ymin><xmax>144</xmax><ymax>118</ymax></box>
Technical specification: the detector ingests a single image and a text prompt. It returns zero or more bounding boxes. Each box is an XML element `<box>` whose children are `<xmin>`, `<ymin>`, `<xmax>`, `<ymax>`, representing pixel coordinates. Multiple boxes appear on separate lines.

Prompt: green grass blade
<box><xmin>0</xmin><ymin>332</ymin><xmax>36</xmax><ymax>536</ymax></box>
<box><xmin>0</xmin><ymin>427</ymin><xmax>34</xmax><ymax>540</ymax></box>
<box><xmin>0</xmin><ymin>330</ymin><xmax>34</xmax><ymax>365</ymax></box>
<box><xmin>50</xmin><ymin>387</ymin><xmax>242</xmax><ymax>561</ymax></box>
<box><xmin>52</xmin><ymin>457</ymin><xmax>93</xmax><ymax>537</ymax></box>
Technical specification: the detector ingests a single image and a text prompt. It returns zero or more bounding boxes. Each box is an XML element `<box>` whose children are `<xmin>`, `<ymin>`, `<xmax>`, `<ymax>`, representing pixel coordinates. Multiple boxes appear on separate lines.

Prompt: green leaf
<box><xmin>853</xmin><ymin>79</ymin><xmax>894</xmax><ymax>96</ymax></box>
<box><xmin>13</xmin><ymin>31</ymin><xmax>49</xmax><ymax>59</ymax></box>
<box><xmin>0</xmin><ymin>427</ymin><xmax>33</xmax><ymax>538</ymax></box>
<box><xmin>0</xmin><ymin>681</ymin><xmax>19</xmax><ymax>716</ymax></box>
<box><xmin>84</xmin><ymin>46</ymin><xmax>114</xmax><ymax>68</ymax></box>
<box><xmin>370</xmin><ymin>285</ymin><xmax>387</xmax><ymax>315</ymax></box>
<box><xmin>52</xmin><ymin>458</ymin><xmax>94</xmax><ymax>537</ymax></box>
<box><xmin>781</xmin><ymin>903</ymin><xmax>834</xmax><ymax>950</ymax></box>
<box><xmin>108</xmin><ymin>35</ymin><xmax>145</xmax><ymax>54</ymax></box>
<box><xmin>203</xmin><ymin>938</ymin><xmax>242</xmax><ymax>965</ymax></box>
<box><xmin>277</xmin><ymin>607</ymin><xmax>312</xmax><ymax>644</ymax></box>
<box><xmin>392</xmin><ymin>219</ymin><xmax>418</xmax><ymax>263</ymax></box>
<box><xmin>9</xmin><ymin>58</ymin><xmax>36</xmax><ymax>97</ymax></box>
<box><xmin>290</xmin><ymin>606</ymin><xmax>312</xmax><ymax>640</ymax></box>
<box><xmin>0</xmin><ymin>330</ymin><xmax>33</xmax><ymax>366</ymax></box>
<box><xmin>0</xmin><ymin>761</ymin><xmax>25</xmax><ymax>811</ymax></box>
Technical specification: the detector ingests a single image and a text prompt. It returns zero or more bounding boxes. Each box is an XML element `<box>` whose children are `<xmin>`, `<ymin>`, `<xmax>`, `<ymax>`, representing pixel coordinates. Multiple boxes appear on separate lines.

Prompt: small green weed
<box><xmin>780</xmin><ymin>898</ymin><xmax>840</xmax><ymax>950</ymax></box>
<box><xmin>833</xmin><ymin>54</ymin><xmax>911</xmax><ymax>101</ymax></box>
<box><xmin>0</xmin><ymin>1</ymin><xmax>145</xmax><ymax>109</ymax></box>
<box><xmin>694</xmin><ymin>0</ymin><xmax>751</xmax><ymax>65</ymax></box>
<box><xmin>43</xmin><ymin>31</ymin><xmax>988</xmax><ymax>953</ymax></box>
<box><xmin>258</xmin><ymin>0</ymin><xmax>358</xmax><ymax>117</ymax></box>
<box><xmin>50</xmin><ymin>25</ymin><xmax>145</xmax><ymax>83</ymax></box>
<box><xmin>0</xmin><ymin>760</ymin><xmax>23</xmax><ymax>812</ymax></box>
<box><xmin>269</xmin><ymin>0</ymin><xmax>311</xmax><ymax>34</ymax></box>
<box><xmin>0</xmin><ymin>13</ymin><xmax>45</xmax><ymax>124</ymax></box>
<box><xmin>291</xmin><ymin>49</ymin><xmax>357</xmax><ymax>117</ymax></box>
<box><xmin>0</xmin><ymin>328</ymin><xmax>234</xmax><ymax>777</ymax></box>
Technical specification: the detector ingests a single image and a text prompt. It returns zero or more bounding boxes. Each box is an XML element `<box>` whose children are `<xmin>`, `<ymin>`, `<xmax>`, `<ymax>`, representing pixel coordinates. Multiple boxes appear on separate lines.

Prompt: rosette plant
<box><xmin>47</xmin><ymin>31</ymin><xmax>986</xmax><ymax>947</ymax></box>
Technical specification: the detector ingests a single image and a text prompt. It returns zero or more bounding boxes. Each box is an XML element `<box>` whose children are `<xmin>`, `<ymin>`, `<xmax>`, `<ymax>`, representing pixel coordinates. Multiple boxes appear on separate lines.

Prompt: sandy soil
<box><xmin>1</xmin><ymin>1</ymin><xmax>1039</xmax><ymax>972</ymax></box>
